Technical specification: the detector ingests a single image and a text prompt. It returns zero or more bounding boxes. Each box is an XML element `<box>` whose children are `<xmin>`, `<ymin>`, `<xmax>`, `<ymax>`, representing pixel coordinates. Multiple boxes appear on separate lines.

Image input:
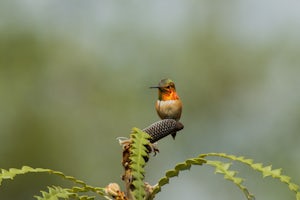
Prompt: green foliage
<box><xmin>152</xmin><ymin>158</ymin><xmax>206</xmax><ymax>196</ymax></box>
<box><xmin>34</xmin><ymin>186</ymin><xmax>97</xmax><ymax>200</ymax></box>
<box><xmin>129</xmin><ymin>128</ymin><xmax>152</xmax><ymax>200</ymax></box>
<box><xmin>34</xmin><ymin>186</ymin><xmax>75</xmax><ymax>200</ymax></box>
<box><xmin>1</xmin><ymin>133</ymin><xmax>299</xmax><ymax>200</ymax></box>
<box><xmin>205</xmin><ymin>160</ymin><xmax>254</xmax><ymax>200</ymax></box>
<box><xmin>200</xmin><ymin>153</ymin><xmax>300</xmax><ymax>200</ymax></box>
<box><xmin>0</xmin><ymin>166</ymin><xmax>49</xmax><ymax>185</ymax></box>
<box><xmin>150</xmin><ymin>153</ymin><xmax>300</xmax><ymax>200</ymax></box>
<box><xmin>0</xmin><ymin>166</ymin><xmax>106</xmax><ymax>200</ymax></box>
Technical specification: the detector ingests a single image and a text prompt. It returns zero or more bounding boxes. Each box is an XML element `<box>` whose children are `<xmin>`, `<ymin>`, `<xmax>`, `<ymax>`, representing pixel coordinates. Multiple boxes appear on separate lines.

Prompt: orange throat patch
<box><xmin>161</xmin><ymin>91</ymin><xmax>179</xmax><ymax>101</ymax></box>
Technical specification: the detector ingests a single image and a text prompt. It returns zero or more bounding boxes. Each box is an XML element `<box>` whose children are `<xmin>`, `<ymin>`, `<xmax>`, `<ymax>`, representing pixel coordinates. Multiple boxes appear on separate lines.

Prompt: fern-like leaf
<box><xmin>34</xmin><ymin>186</ymin><xmax>75</xmax><ymax>200</ymax></box>
<box><xmin>34</xmin><ymin>186</ymin><xmax>98</xmax><ymax>200</ymax></box>
<box><xmin>205</xmin><ymin>160</ymin><xmax>254</xmax><ymax>200</ymax></box>
<box><xmin>0</xmin><ymin>166</ymin><xmax>106</xmax><ymax>199</ymax></box>
<box><xmin>152</xmin><ymin>158</ymin><xmax>206</xmax><ymax>196</ymax></box>
<box><xmin>130</xmin><ymin>127</ymin><xmax>152</xmax><ymax>200</ymax></box>
<box><xmin>0</xmin><ymin>166</ymin><xmax>48</xmax><ymax>185</ymax></box>
<box><xmin>200</xmin><ymin>153</ymin><xmax>300</xmax><ymax>200</ymax></box>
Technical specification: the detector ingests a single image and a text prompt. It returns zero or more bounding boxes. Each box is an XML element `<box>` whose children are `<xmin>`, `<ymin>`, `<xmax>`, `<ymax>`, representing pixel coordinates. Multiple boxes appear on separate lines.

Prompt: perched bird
<box><xmin>150</xmin><ymin>78</ymin><xmax>182</xmax><ymax>139</ymax></box>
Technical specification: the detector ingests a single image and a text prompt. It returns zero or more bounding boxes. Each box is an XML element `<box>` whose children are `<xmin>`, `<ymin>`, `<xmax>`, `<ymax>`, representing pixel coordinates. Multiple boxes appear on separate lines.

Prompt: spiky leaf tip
<box><xmin>205</xmin><ymin>160</ymin><xmax>254</xmax><ymax>200</ymax></box>
<box><xmin>34</xmin><ymin>186</ymin><xmax>74</xmax><ymax>200</ymax></box>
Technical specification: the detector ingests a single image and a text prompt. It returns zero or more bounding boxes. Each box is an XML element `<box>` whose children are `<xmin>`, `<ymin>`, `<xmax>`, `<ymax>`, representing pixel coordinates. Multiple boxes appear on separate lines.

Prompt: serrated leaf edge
<box><xmin>0</xmin><ymin>166</ymin><xmax>106</xmax><ymax>199</ymax></box>
<box><xmin>129</xmin><ymin>128</ymin><xmax>151</xmax><ymax>200</ymax></box>
<box><xmin>200</xmin><ymin>153</ymin><xmax>300</xmax><ymax>199</ymax></box>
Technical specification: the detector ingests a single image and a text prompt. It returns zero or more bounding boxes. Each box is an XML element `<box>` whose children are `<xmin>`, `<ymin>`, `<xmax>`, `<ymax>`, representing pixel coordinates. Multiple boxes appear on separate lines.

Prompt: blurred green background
<box><xmin>1</xmin><ymin>1</ymin><xmax>300</xmax><ymax>199</ymax></box>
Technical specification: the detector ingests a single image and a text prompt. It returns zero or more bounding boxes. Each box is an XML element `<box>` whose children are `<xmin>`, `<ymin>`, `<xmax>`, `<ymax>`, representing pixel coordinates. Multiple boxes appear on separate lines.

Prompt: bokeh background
<box><xmin>1</xmin><ymin>1</ymin><xmax>300</xmax><ymax>199</ymax></box>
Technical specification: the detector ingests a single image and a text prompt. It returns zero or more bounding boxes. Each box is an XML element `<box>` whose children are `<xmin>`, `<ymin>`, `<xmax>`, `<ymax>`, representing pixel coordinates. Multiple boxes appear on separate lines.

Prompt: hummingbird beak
<box><xmin>149</xmin><ymin>86</ymin><xmax>160</xmax><ymax>89</ymax></box>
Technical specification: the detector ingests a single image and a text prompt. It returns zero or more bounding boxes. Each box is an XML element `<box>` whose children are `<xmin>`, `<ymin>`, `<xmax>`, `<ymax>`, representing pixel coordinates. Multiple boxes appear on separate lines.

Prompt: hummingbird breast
<box><xmin>155</xmin><ymin>99</ymin><xmax>182</xmax><ymax>121</ymax></box>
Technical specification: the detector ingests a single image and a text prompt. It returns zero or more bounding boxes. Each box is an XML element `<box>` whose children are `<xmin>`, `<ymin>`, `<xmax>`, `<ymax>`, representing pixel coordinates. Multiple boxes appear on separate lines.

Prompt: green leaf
<box><xmin>175</xmin><ymin>162</ymin><xmax>191</xmax><ymax>171</ymax></box>
<box><xmin>165</xmin><ymin>170</ymin><xmax>179</xmax><ymax>177</ymax></box>
<box><xmin>34</xmin><ymin>186</ymin><xmax>74</xmax><ymax>200</ymax></box>
<box><xmin>186</xmin><ymin>158</ymin><xmax>206</xmax><ymax>165</ymax></box>
<box><xmin>289</xmin><ymin>183</ymin><xmax>300</xmax><ymax>191</ymax></box>
<box><xmin>158</xmin><ymin>177</ymin><xmax>169</xmax><ymax>186</ymax></box>
<box><xmin>280</xmin><ymin>175</ymin><xmax>291</xmax><ymax>183</ymax></box>
<box><xmin>129</xmin><ymin>128</ymin><xmax>152</xmax><ymax>200</ymax></box>
<box><xmin>0</xmin><ymin>166</ymin><xmax>106</xmax><ymax>198</ymax></box>
<box><xmin>153</xmin><ymin>157</ymin><xmax>206</xmax><ymax>197</ymax></box>
<box><xmin>206</xmin><ymin>160</ymin><xmax>253</xmax><ymax>200</ymax></box>
<box><xmin>201</xmin><ymin>152</ymin><xmax>300</xmax><ymax>199</ymax></box>
<box><xmin>296</xmin><ymin>192</ymin><xmax>300</xmax><ymax>200</ymax></box>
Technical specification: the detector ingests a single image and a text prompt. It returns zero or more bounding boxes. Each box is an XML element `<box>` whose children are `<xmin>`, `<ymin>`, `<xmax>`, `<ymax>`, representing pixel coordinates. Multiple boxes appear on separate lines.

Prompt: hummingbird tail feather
<box><xmin>171</xmin><ymin>132</ymin><xmax>177</xmax><ymax>139</ymax></box>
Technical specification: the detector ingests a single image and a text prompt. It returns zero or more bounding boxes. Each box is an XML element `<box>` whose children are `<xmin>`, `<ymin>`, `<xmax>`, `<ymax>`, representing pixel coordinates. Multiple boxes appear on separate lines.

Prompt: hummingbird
<box><xmin>150</xmin><ymin>78</ymin><xmax>182</xmax><ymax>139</ymax></box>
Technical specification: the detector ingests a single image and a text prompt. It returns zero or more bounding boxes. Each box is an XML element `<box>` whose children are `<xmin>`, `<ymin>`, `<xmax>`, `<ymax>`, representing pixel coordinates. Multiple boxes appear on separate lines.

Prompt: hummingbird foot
<box><xmin>146</xmin><ymin>142</ymin><xmax>160</xmax><ymax>156</ymax></box>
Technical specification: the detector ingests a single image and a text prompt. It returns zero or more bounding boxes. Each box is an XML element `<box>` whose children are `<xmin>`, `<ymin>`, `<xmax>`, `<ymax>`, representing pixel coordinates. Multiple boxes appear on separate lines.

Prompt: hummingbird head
<box><xmin>150</xmin><ymin>78</ymin><xmax>179</xmax><ymax>101</ymax></box>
